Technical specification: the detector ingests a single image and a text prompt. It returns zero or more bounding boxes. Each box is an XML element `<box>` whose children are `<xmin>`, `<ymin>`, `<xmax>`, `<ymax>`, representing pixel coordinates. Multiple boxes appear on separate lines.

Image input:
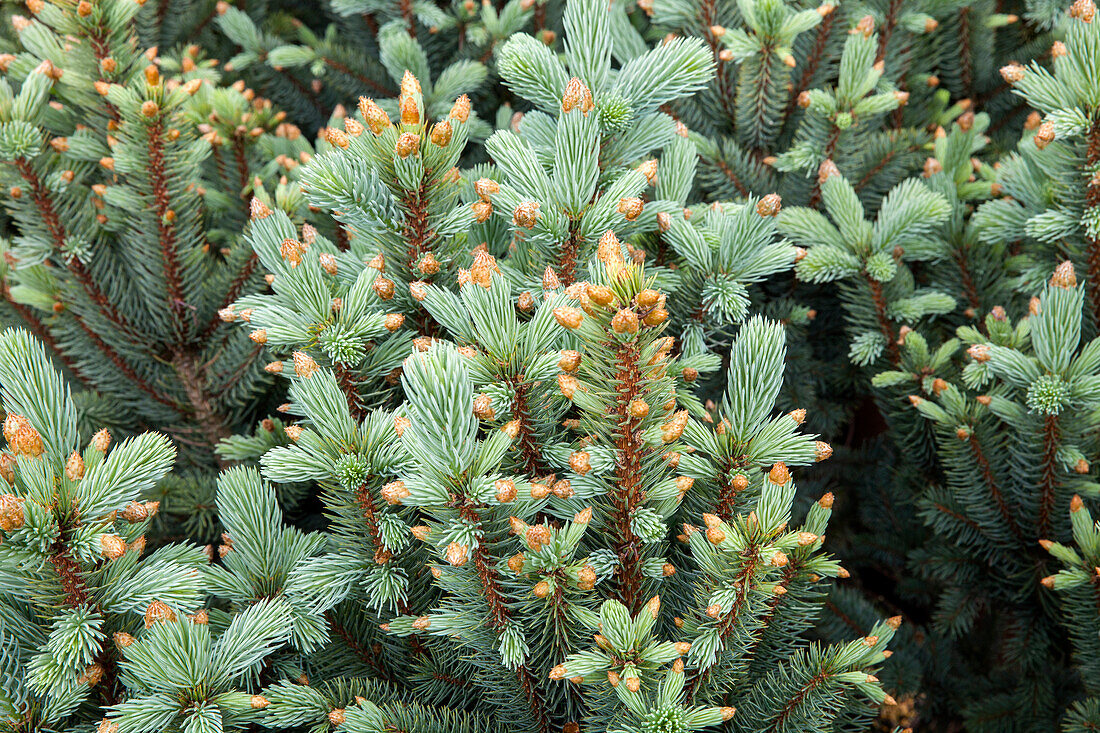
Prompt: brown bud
<box><xmin>643</xmin><ymin>308</ymin><xmax>668</xmax><ymax>327</ymax></box>
<box><xmin>923</xmin><ymin>157</ymin><xmax>943</xmax><ymax>178</ymax></box>
<box><xmin>818</xmin><ymin>159</ymin><xmax>840</xmax><ymax>183</ymax></box>
<box><xmin>472</xmin><ymin>200</ymin><xmax>493</xmax><ymax>223</ymax></box>
<box><xmin>618</xmin><ymin>197</ymin><xmax>644</xmax><ymax>221</ymax></box>
<box><xmin>635</xmin><ymin>289</ymin><xmax>660</xmax><ymax>309</ymax></box>
<box><xmin>62</xmin><ymin>451</ymin><xmax>86</xmax><ymax>481</ymax></box>
<box><xmin>445</xmin><ymin>542</ymin><xmax>468</xmax><ymax>566</ymax></box>
<box><xmin>430</xmin><ymin>120</ymin><xmax>453</xmax><ymax>146</ymax></box>
<box><xmin>706</xmin><ymin>524</ymin><xmax>726</xmax><ymax>544</ymax></box>
<box><xmin>475</xmin><ymin>178</ymin><xmax>500</xmax><ymax>201</ymax></box>
<box><xmin>636</xmin><ymin>158</ymin><xmax>659</xmax><ymax>185</ymax></box>
<box><xmin>1070</xmin><ymin>0</ymin><xmax>1096</xmax><ymax>22</ymax></box>
<box><xmin>449</xmin><ymin>94</ymin><xmax>471</xmax><ymax>122</ymax></box>
<box><xmin>373</xmin><ymin>276</ymin><xmax>395</xmax><ymax>300</ymax></box>
<box><xmin>577</xmin><ymin>565</ymin><xmax>597</xmax><ymax>589</ymax></box>
<box><xmin>292</xmin><ymin>351</ymin><xmax>318</xmax><ymax>378</ymax></box>
<box><xmin>8</xmin><ymin>418</ymin><xmax>43</xmax><ymax>458</ymax></box>
<box><xmin>525</xmin><ymin>524</ymin><xmax>551</xmax><ymax>550</ymax></box>
<box><xmin>558</xmin><ymin>374</ymin><xmax>578</xmax><ymax>399</ymax></box>
<box><xmin>562</xmin><ymin>77</ymin><xmax>594</xmax><ymax>114</ymax></box>
<box><xmin>967</xmin><ymin>344</ymin><xmax>990</xmax><ymax>363</ymax></box>
<box><xmin>513</xmin><ymin>201</ymin><xmax>540</xmax><ymax>228</ymax></box>
<box><xmin>554</xmin><ymin>307</ymin><xmax>584</xmax><ymax>329</ymax></box>
<box><xmin>530</xmin><ymin>481</ymin><xmax>551</xmax><ymax>500</ymax></box>
<box><xmin>1000</xmin><ymin>63</ymin><xmax>1025</xmax><ymax>83</ymax></box>
<box><xmin>380</xmin><ymin>480</ymin><xmax>409</xmax><ymax>505</ymax></box>
<box><xmin>756</xmin><ymin>193</ymin><xmax>781</xmax><ymax>217</ymax></box>
<box><xmin>398</xmin><ymin>94</ymin><xmax>420</xmax><ymax>126</ymax></box>
<box><xmin>554</xmin><ymin>350</ymin><xmax>581</xmax><ymax>375</ymax></box>
<box><xmin>247</xmin><ymin>196</ymin><xmax>275</xmax><ymax>220</ymax></box>
<box><xmin>489</xmin><ymin>478</ymin><xmax>515</xmax><ymax>503</ymax></box>
<box><xmin>569</xmin><ymin>451</ymin><xmax>591</xmax><ymax>476</ymax></box>
<box><xmin>0</xmin><ymin>493</ymin><xmax>23</xmax><ymax>531</ymax></box>
<box><xmin>473</xmin><ymin>394</ymin><xmax>495</xmax><ymax>421</ymax></box>
<box><xmin>1051</xmin><ymin>260</ymin><xmax>1077</xmax><ymax>288</ymax></box>
<box><xmin>395</xmin><ymin>132</ymin><xmax>419</xmax><ymax>158</ymax></box>
<box><xmin>661</xmin><ymin>410</ymin><xmax>689</xmax><ymax>442</ymax></box>
<box><xmin>359</xmin><ymin>97</ymin><xmax>391</xmax><ymax>134</ymax></box>
<box><xmin>1034</xmin><ymin>121</ymin><xmax>1056</xmax><ymax>149</ymax></box>
<box><xmin>586</xmin><ymin>284</ymin><xmax>615</xmax><ymax>307</ymax></box>
<box><xmin>611</xmin><ymin>309</ymin><xmax>639</xmax><ymax>335</ymax></box>
<box><xmin>675</xmin><ymin>476</ymin><xmax>694</xmax><ymax>498</ymax></box>
<box><xmin>144</xmin><ymin>600</ymin><xmax>176</xmax><ymax>627</ymax></box>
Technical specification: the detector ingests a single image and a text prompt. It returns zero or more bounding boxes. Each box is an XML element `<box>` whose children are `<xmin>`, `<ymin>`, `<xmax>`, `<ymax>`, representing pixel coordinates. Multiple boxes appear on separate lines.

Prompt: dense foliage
<box><xmin>0</xmin><ymin>0</ymin><xmax>1098</xmax><ymax>731</ymax></box>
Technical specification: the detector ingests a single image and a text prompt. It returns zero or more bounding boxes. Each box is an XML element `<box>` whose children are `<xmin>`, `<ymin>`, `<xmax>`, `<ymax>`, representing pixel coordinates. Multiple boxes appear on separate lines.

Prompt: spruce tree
<box><xmin>0</xmin><ymin>0</ymin><xmax>300</xmax><ymax>537</ymax></box>
<box><xmin>2</xmin><ymin>0</ymin><xmax>1098</xmax><ymax>730</ymax></box>
<box><xmin>872</xmin><ymin>262</ymin><xmax>1100</xmax><ymax>729</ymax></box>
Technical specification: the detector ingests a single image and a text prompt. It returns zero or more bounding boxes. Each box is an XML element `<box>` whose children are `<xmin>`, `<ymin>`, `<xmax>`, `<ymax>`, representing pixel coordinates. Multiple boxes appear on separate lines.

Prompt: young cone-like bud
<box><xmin>562</xmin><ymin>77</ymin><xmax>594</xmax><ymax>114</ymax></box>
<box><xmin>445</xmin><ymin>542</ymin><xmax>468</xmax><ymax>566</ymax></box>
<box><xmin>359</xmin><ymin>98</ymin><xmax>391</xmax><ymax>134</ymax></box>
<box><xmin>1034</xmin><ymin>121</ymin><xmax>1055</xmax><ymax>149</ymax></box>
<box><xmin>92</xmin><ymin>428</ymin><xmax>111</xmax><ymax>452</ymax></box>
<box><xmin>1051</xmin><ymin>261</ymin><xmax>1077</xmax><ymax>288</ymax></box>
<box><xmin>818</xmin><ymin>159</ymin><xmax>840</xmax><ymax>183</ymax></box>
<box><xmin>144</xmin><ymin>600</ymin><xmax>177</xmax><ymax>627</ymax></box>
<box><xmin>0</xmin><ymin>494</ymin><xmax>25</xmax><ymax>531</ymax></box>
<box><xmin>381</xmin><ymin>480</ymin><xmax>409</xmax><ymax>505</ymax></box>
<box><xmin>513</xmin><ymin>201</ymin><xmax>540</xmax><ymax>228</ymax></box>
<box><xmin>475</xmin><ymin>178</ymin><xmax>499</xmax><ymax>201</ymax></box>
<box><xmin>1000</xmin><ymin>64</ymin><xmax>1025</xmax><ymax>83</ymax></box>
<box><xmin>554</xmin><ymin>307</ymin><xmax>583</xmax><ymax>329</ymax></box>
<box><xmin>1070</xmin><ymin>0</ymin><xmax>1096</xmax><ymax>22</ymax></box>
<box><xmin>756</xmin><ymin>193</ymin><xmax>781</xmax><ymax>216</ymax></box>
<box><xmin>395</xmin><ymin>132</ymin><xmax>419</xmax><ymax>158</ymax></box>
<box><xmin>472</xmin><ymin>200</ymin><xmax>492</xmax><ymax>223</ymax></box>
<box><xmin>99</xmin><ymin>534</ymin><xmax>125</xmax><ymax>559</ymax></box>
<box><xmin>611</xmin><ymin>309</ymin><xmax>639</xmax><ymax>334</ymax></box>
<box><xmin>587</xmin><ymin>284</ymin><xmax>615</xmax><ymax>307</ymax></box>
<box><xmin>449</xmin><ymin>94</ymin><xmax>471</xmax><ymax>122</ymax></box>
<box><xmin>66</xmin><ymin>452</ymin><xmax>85</xmax><ymax>480</ymax></box>
<box><xmin>430</xmin><ymin>120</ymin><xmax>453</xmax><ymax>146</ymax></box>
<box><xmin>293</xmin><ymin>351</ymin><xmax>319</xmax><ymax>378</ymax></box>
<box><xmin>495</xmin><ymin>479</ymin><xmax>517</xmax><ymax>503</ymax></box>
<box><xmin>618</xmin><ymin>197</ymin><xmax>644</xmax><ymax>221</ymax></box>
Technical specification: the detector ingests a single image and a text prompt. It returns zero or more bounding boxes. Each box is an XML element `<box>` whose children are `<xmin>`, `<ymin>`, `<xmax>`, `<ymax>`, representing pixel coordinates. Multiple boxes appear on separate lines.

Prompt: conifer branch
<box><xmin>12</xmin><ymin>159</ymin><xmax>135</xmax><ymax>335</ymax></box>
<box><xmin>1038</xmin><ymin>415</ymin><xmax>1061</xmax><ymax>539</ymax></box>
